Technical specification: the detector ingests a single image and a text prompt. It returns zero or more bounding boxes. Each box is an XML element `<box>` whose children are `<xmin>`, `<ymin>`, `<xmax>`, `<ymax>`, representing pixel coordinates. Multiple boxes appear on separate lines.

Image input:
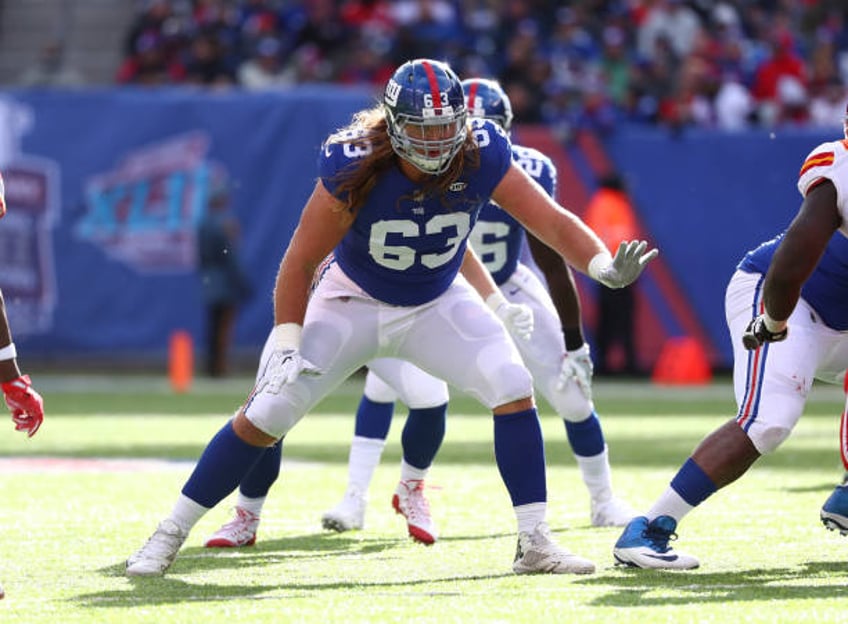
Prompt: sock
<box><xmin>400</xmin><ymin>404</ymin><xmax>447</xmax><ymax>469</ymax></box>
<box><xmin>494</xmin><ymin>408</ymin><xmax>546</xmax><ymax>506</ymax></box>
<box><xmin>347</xmin><ymin>435</ymin><xmax>387</xmax><ymax>494</ymax></box>
<box><xmin>239</xmin><ymin>439</ymin><xmax>283</xmax><ymax>500</ymax></box>
<box><xmin>647</xmin><ymin>458</ymin><xmax>717</xmax><ymax>523</ymax></box>
<box><xmin>354</xmin><ymin>396</ymin><xmax>395</xmax><ymax>439</ymax></box>
<box><xmin>574</xmin><ymin>445</ymin><xmax>614</xmax><ymax>504</ymax></box>
<box><xmin>564</xmin><ymin>412</ymin><xmax>605</xmax><ymax>457</ymax></box>
<box><xmin>169</xmin><ymin>494</ymin><xmax>209</xmax><ymax>534</ymax></box>
<box><xmin>514</xmin><ymin>501</ymin><xmax>546</xmax><ymax>534</ymax></box>
<box><xmin>181</xmin><ymin>421</ymin><xmax>267</xmax><ymax>509</ymax></box>
<box><xmin>399</xmin><ymin>458</ymin><xmax>428</xmax><ymax>482</ymax></box>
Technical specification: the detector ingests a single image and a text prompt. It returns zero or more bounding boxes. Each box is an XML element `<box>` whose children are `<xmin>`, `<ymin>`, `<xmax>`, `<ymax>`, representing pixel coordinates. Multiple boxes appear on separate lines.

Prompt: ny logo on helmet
<box><xmin>385</xmin><ymin>80</ymin><xmax>401</xmax><ymax>106</ymax></box>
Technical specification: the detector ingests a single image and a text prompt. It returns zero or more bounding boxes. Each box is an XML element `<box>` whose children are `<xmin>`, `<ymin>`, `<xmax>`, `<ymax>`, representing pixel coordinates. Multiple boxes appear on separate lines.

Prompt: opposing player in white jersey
<box><xmin>126</xmin><ymin>58</ymin><xmax>656</xmax><ymax>577</ymax></box>
<box><xmin>310</xmin><ymin>78</ymin><xmax>635</xmax><ymax>543</ymax></box>
<box><xmin>613</xmin><ymin>102</ymin><xmax>848</xmax><ymax>570</ymax></box>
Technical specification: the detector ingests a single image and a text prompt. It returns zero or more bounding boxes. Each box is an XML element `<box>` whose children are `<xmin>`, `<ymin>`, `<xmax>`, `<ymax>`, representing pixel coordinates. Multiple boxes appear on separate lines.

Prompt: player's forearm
<box><xmin>460</xmin><ymin>246</ymin><xmax>499</xmax><ymax>300</ymax></box>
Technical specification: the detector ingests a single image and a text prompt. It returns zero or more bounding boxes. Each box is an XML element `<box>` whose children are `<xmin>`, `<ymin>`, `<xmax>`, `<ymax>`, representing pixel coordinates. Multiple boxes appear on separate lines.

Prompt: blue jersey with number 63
<box><xmin>320</xmin><ymin>118</ymin><xmax>512</xmax><ymax>305</ymax></box>
<box><xmin>469</xmin><ymin>144</ymin><xmax>556</xmax><ymax>285</ymax></box>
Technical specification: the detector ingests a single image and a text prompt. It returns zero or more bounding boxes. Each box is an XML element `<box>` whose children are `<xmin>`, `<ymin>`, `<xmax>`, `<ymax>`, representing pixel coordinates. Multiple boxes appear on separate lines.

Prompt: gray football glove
<box><xmin>591</xmin><ymin>240</ymin><xmax>658</xmax><ymax>289</ymax></box>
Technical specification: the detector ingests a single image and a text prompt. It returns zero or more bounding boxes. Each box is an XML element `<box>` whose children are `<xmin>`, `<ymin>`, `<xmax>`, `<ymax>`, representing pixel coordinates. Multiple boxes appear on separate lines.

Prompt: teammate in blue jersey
<box><xmin>126</xmin><ymin>58</ymin><xmax>656</xmax><ymax>577</ymax></box>
<box><xmin>613</xmin><ymin>102</ymin><xmax>848</xmax><ymax>570</ymax></box>
<box><xmin>308</xmin><ymin>78</ymin><xmax>635</xmax><ymax>543</ymax></box>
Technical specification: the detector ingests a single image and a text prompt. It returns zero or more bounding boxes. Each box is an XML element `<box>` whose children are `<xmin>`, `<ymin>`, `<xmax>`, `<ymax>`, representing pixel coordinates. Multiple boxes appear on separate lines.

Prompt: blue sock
<box><xmin>401</xmin><ymin>404</ymin><xmax>447</xmax><ymax>469</ymax></box>
<box><xmin>182</xmin><ymin>421</ymin><xmax>267</xmax><ymax>508</ymax></box>
<box><xmin>354</xmin><ymin>396</ymin><xmax>395</xmax><ymax>440</ymax></box>
<box><xmin>670</xmin><ymin>458</ymin><xmax>717</xmax><ymax>506</ymax></box>
<box><xmin>564</xmin><ymin>412</ymin><xmax>605</xmax><ymax>457</ymax></box>
<box><xmin>494</xmin><ymin>408</ymin><xmax>546</xmax><ymax>506</ymax></box>
<box><xmin>240</xmin><ymin>439</ymin><xmax>283</xmax><ymax>498</ymax></box>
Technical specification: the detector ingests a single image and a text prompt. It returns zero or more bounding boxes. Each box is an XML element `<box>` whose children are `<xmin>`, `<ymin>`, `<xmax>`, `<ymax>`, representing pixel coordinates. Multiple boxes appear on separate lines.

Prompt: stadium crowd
<box><xmin>115</xmin><ymin>0</ymin><xmax>848</xmax><ymax>135</ymax></box>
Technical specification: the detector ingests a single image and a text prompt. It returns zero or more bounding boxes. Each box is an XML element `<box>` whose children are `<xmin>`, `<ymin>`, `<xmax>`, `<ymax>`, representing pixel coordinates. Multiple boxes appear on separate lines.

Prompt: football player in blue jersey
<box><xmin>613</xmin><ymin>102</ymin><xmax>848</xmax><ymax>570</ymax></box>
<box><xmin>306</xmin><ymin>78</ymin><xmax>635</xmax><ymax>543</ymax></box>
<box><xmin>126</xmin><ymin>58</ymin><xmax>656</xmax><ymax>577</ymax></box>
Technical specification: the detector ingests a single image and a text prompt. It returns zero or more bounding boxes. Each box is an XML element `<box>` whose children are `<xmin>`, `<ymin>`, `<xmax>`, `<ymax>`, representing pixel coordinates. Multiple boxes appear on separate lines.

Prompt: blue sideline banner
<box><xmin>0</xmin><ymin>87</ymin><xmax>373</xmax><ymax>358</ymax></box>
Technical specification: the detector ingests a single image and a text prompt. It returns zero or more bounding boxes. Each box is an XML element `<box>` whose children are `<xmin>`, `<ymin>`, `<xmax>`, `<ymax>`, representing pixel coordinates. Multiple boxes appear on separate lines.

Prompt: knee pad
<box><xmin>747</xmin><ymin>422</ymin><xmax>792</xmax><ymax>455</ymax></box>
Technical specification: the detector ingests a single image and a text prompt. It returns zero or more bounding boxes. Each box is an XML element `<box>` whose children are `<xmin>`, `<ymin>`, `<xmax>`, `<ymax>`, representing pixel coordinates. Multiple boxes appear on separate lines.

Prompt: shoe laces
<box><xmin>217</xmin><ymin>507</ymin><xmax>258</xmax><ymax>538</ymax></box>
<box><xmin>641</xmin><ymin>522</ymin><xmax>677</xmax><ymax>552</ymax></box>
<box><xmin>399</xmin><ymin>480</ymin><xmax>431</xmax><ymax>523</ymax></box>
<box><xmin>140</xmin><ymin>520</ymin><xmax>185</xmax><ymax>558</ymax></box>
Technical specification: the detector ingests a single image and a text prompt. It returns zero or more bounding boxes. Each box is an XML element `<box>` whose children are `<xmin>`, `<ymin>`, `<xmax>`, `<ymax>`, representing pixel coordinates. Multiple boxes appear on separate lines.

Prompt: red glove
<box><xmin>2</xmin><ymin>375</ymin><xmax>44</xmax><ymax>437</ymax></box>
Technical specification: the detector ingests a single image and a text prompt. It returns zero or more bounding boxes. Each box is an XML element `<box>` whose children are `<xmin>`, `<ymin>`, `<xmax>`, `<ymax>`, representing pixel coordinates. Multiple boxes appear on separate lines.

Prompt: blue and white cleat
<box><xmin>821</xmin><ymin>484</ymin><xmax>848</xmax><ymax>535</ymax></box>
<box><xmin>613</xmin><ymin>515</ymin><xmax>699</xmax><ymax>570</ymax></box>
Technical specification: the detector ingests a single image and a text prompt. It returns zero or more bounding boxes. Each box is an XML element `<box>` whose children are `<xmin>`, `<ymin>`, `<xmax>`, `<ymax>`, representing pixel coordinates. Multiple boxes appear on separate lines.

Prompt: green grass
<box><xmin>0</xmin><ymin>373</ymin><xmax>846</xmax><ymax>623</ymax></box>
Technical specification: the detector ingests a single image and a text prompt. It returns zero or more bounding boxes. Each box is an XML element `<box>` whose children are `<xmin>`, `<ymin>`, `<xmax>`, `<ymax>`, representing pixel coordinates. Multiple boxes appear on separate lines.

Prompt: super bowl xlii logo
<box><xmin>0</xmin><ymin>97</ymin><xmax>59</xmax><ymax>334</ymax></box>
<box><xmin>76</xmin><ymin>131</ymin><xmax>227</xmax><ymax>274</ymax></box>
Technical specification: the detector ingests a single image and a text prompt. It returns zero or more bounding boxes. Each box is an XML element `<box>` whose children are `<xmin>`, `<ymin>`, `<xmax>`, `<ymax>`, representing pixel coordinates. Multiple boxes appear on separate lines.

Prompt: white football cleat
<box><xmin>321</xmin><ymin>489</ymin><xmax>366</xmax><ymax>532</ymax></box>
<box><xmin>126</xmin><ymin>518</ymin><xmax>188</xmax><ymax>576</ymax></box>
<box><xmin>513</xmin><ymin>522</ymin><xmax>595</xmax><ymax>575</ymax></box>
<box><xmin>205</xmin><ymin>507</ymin><xmax>260</xmax><ymax>547</ymax></box>
<box><xmin>591</xmin><ymin>496</ymin><xmax>637</xmax><ymax>527</ymax></box>
<box><xmin>392</xmin><ymin>479</ymin><xmax>437</xmax><ymax>544</ymax></box>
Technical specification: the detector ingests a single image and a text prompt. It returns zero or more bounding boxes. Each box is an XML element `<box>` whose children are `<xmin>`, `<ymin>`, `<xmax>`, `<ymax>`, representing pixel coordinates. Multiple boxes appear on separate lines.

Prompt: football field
<box><xmin>0</xmin><ymin>373</ymin><xmax>845</xmax><ymax>623</ymax></box>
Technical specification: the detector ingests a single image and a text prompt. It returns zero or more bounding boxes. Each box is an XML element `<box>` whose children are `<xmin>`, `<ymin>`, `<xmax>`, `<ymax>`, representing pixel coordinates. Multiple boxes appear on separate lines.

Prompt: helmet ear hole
<box><xmin>383</xmin><ymin>59</ymin><xmax>468</xmax><ymax>174</ymax></box>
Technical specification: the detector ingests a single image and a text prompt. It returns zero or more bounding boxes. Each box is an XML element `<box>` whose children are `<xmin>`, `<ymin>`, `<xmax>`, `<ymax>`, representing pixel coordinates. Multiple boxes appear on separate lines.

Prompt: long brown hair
<box><xmin>326</xmin><ymin>105</ymin><xmax>480</xmax><ymax>215</ymax></box>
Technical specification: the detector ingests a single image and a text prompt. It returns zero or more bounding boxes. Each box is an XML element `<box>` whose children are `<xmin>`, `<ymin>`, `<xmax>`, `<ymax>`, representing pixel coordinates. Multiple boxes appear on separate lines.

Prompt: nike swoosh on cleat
<box><xmin>644</xmin><ymin>554</ymin><xmax>679</xmax><ymax>561</ymax></box>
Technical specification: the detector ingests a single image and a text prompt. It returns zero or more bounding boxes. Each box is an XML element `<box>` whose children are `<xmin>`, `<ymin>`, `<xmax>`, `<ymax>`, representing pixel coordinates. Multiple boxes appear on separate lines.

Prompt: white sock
<box><xmin>169</xmin><ymin>494</ymin><xmax>210</xmax><ymax>533</ymax></box>
<box><xmin>399</xmin><ymin>458</ymin><xmax>429</xmax><ymax>482</ymax></box>
<box><xmin>347</xmin><ymin>435</ymin><xmax>386</xmax><ymax>495</ymax></box>
<box><xmin>236</xmin><ymin>494</ymin><xmax>266</xmax><ymax>517</ymax></box>
<box><xmin>514</xmin><ymin>502</ymin><xmax>546</xmax><ymax>534</ymax></box>
<box><xmin>646</xmin><ymin>487</ymin><xmax>694</xmax><ymax>523</ymax></box>
<box><xmin>574</xmin><ymin>445</ymin><xmax>614</xmax><ymax>504</ymax></box>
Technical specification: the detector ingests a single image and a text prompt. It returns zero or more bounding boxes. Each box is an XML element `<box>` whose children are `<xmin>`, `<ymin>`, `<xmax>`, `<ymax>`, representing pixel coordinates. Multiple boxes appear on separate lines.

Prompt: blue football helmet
<box><xmin>461</xmin><ymin>78</ymin><xmax>513</xmax><ymax>132</ymax></box>
<box><xmin>383</xmin><ymin>59</ymin><xmax>468</xmax><ymax>175</ymax></box>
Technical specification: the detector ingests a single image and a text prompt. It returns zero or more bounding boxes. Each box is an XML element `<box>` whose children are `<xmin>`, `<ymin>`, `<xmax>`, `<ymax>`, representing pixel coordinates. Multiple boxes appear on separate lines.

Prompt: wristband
<box><xmin>272</xmin><ymin>323</ymin><xmax>302</xmax><ymax>351</ymax></box>
<box><xmin>0</xmin><ymin>342</ymin><xmax>16</xmax><ymax>361</ymax></box>
<box><xmin>763</xmin><ymin>313</ymin><xmax>787</xmax><ymax>334</ymax></box>
<box><xmin>485</xmin><ymin>291</ymin><xmax>508</xmax><ymax>312</ymax></box>
<box><xmin>587</xmin><ymin>252</ymin><xmax>613</xmax><ymax>281</ymax></box>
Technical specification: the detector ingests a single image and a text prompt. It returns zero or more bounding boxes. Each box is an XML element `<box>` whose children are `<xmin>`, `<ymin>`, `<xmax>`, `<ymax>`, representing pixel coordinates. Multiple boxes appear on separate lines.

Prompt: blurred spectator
<box><xmin>583</xmin><ymin>172</ymin><xmax>642</xmax><ymax>377</ymax></box>
<box><xmin>637</xmin><ymin>0</ymin><xmax>702</xmax><ymax>62</ymax></box>
<box><xmin>116</xmin><ymin>32</ymin><xmax>186</xmax><ymax>85</ymax></box>
<box><xmin>18</xmin><ymin>41</ymin><xmax>85</xmax><ymax>88</ymax></box>
<box><xmin>751</xmin><ymin>29</ymin><xmax>808</xmax><ymax>126</ymax></box>
<box><xmin>714</xmin><ymin>72</ymin><xmax>755</xmax><ymax>130</ymax></box>
<box><xmin>183</xmin><ymin>31</ymin><xmax>237</xmax><ymax>87</ymax></box>
<box><xmin>237</xmin><ymin>36</ymin><xmax>296</xmax><ymax>89</ymax></box>
<box><xmin>196</xmin><ymin>179</ymin><xmax>251</xmax><ymax>378</ymax></box>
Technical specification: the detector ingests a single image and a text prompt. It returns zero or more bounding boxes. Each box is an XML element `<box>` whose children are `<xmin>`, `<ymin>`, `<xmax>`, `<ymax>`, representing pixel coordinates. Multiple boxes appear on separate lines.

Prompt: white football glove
<box><xmin>556</xmin><ymin>343</ymin><xmax>593</xmax><ymax>400</ymax></box>
<box><xmin>486</xmin><ymin>292</ymin><xmax>534</xmax><ymax>341</ymax></box>
<box><xmin>589</xmin><ymin>240</ymin><xmax>658</xmax><ymax>289</ymax></box>
<box><xmin>260</xmin><ymin>323</ymin><xmax>322</xmax><ymax>393</ymax></box>
<box><xmin>263</xmin><ymin>348</ymin><xmax>322</xmax><ymax>393</ymax></box>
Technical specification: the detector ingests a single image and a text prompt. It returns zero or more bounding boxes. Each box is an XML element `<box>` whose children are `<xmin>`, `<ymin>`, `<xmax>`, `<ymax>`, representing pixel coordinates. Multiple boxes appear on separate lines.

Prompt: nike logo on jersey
<box><xmin>508</xmin><ymin>288</ymin><xmax>520</xmax><ymax>296</ymax></box>
<box><xmin>449</xmin><ymin>182</ymin><xmax>467</xmax><ymax>191</ymax></box>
